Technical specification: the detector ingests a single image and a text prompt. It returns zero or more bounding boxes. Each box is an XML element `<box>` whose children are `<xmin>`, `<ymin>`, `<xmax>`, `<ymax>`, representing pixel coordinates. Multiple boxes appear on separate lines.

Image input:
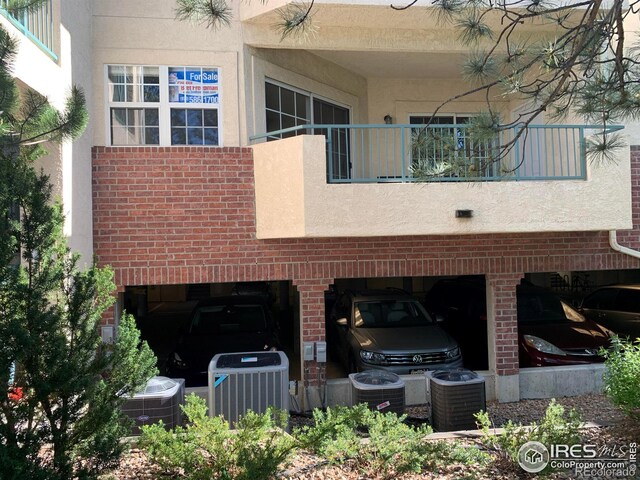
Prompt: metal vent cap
<box><xmin>427</xmin><ymin>369</ymin><xmax>485</xmax><ymax>385</ymax></box>
<box><xmin>350</xmin><ymin>370</ymin><xmax>404</xmax><ymax>389</ymax></box>
<box><xmin>140</xmin><ymin>376</ymin><xmax>179</xmax><ymax>395</ymax></box>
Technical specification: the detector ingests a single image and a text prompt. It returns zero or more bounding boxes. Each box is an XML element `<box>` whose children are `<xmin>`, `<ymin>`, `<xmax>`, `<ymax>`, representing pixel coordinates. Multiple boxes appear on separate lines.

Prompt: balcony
<box><xmin>251</xmin><ymin>124</ymin><xmax>632</xmax><ymax>239</ymax></box>
<box><xmin>0</xmin><ymin>0</ymin><xmax>56</xmax><ymax>60</ymax></box>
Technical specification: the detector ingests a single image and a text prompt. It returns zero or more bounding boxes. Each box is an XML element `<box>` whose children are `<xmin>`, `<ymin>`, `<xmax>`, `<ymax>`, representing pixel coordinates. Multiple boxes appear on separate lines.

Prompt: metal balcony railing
<box><xmin>0</xmin><ymin>0</ymin><xmax>56</xmax><ymax>60</ymax></box>
<box><xmin>250</xmin><ymin>124</ymin><xmax>623</xmax><ymax>184</ymax></box>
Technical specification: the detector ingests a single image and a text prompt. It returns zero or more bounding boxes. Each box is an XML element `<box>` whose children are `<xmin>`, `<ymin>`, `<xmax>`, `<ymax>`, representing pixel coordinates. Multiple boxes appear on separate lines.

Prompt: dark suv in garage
<box><xmin>327</xmin><ymin>290</ymin><xmax>463</xmax><ymax>374</ymax></box>
<box><xmin>424</xmin><ymin>278</ymin><xmax>612</xmax><ymax>369</ymax></box>
<box><xmin>166</xmin><ymin>295</ymin><xmax>279</xmax><ymax>386</ymax></box>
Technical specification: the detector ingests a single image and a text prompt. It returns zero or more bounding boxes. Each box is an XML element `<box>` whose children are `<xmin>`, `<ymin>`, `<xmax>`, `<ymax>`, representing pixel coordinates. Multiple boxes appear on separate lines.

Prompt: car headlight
<box><xmin>360</xmin><ymin>350</ymin><xmax>386</xmax><ymax>365</ymax></box>
<box><xmin>445</xmin><ymin>347</ymin><xmax>461</xmax><ymax>359</ymax></box>
<box><xmin>523</xmin><ymin>335</ymin><xmax>566</xmax><ymax>356</ymax></box>
<box><xmin>171</xmin><ymin>352</ymin><xmax>188</xmax><ymax>368</ymax></box>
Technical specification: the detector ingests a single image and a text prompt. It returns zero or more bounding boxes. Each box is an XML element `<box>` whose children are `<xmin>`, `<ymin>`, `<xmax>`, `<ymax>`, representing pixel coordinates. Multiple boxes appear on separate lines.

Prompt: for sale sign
<box><xmin>169</xmin><ymin>67</ymin><xmax>219</xmax><ymax>104</ymax></box>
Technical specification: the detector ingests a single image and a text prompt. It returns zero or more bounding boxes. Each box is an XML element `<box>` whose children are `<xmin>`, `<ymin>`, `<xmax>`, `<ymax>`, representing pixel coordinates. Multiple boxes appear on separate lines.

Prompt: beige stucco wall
<box><xmin>253</xmin><ymin>140</ymin><xmax>306</xmax><ymax>239</ymax></box>
<box><xmin>2</xmin><ymin>0</ymin><xmax>95</xmax><ymax>263</ymax></box>
<box><xmin>240</xmin><ymin>0</ymin><xmax>290</xmax><ymax>22</ymax></box>
<box><xmin>92</xmin><ymin>0</ymin><xmax>244</xmax><ymax>147</ymax></box>
<box><xmin>61</xmin><ymin>0</ymin><xmax>94</xmax><ymax>263</ymax></box>
<box><xmin>2</xmin><ymin>15</ymin><xmax>65</xmax><ymax>198</ymax></box>
<box><xmin>367</xmin><ymin>77</ymin><xmax>508</xmax><ymax>125</ymax></box>
<box><xmin>253</xmin><ymin>135</ymin><xmax>632</xmax><ymax>238</ymax></box>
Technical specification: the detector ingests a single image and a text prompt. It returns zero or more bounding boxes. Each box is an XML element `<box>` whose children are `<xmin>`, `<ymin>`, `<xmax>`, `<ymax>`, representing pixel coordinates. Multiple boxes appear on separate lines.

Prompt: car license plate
<box><xmin>410</xmin><ymin>369</ymin><xmax>425</xmax><ymax>374</ymax></box>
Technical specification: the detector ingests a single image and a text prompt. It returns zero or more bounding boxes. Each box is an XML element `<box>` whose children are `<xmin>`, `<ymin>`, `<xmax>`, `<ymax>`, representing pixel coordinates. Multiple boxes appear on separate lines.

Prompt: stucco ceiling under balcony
<box><xmin>308</xmin><ymin>50</ymin><xmax>466</xmax><ymax>78</ymax></box>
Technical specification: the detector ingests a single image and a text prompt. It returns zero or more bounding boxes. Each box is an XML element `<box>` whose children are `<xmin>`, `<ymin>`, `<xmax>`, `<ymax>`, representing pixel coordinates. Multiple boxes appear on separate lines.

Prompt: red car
<box><xmin>516</xmin><ymin>285</ymin><xmax>611</xmax><ymax>367</ymax></box>
<box><xmin>425</xmin><ymin>278</ymin><xmax>612</xmax><ymax>369</ymax></box>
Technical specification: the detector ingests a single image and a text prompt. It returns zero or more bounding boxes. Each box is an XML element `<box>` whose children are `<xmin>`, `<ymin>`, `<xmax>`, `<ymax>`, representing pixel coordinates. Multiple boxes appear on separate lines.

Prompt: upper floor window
<box><xmin>106</xmin><ymin>65</ymin><xmax>221</xmax><ymax>146</ymax></box>
<box><xmin>265</xmin><ymin>81</ymin><xmax>310</xmax><ymax>141</ymax></box>
<box><xmin>265</xmin><ymin>80</ymin><xmax>351</xmax><ymax>180</ymax></box>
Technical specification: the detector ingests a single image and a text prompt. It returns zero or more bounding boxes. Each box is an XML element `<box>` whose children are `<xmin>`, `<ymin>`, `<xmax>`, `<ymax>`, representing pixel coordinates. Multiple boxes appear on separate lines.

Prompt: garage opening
<box><xmin>422</xmin><ymin>276</ymin><xmax>489</xmax><ymax>371</ymax></box>
<box><xmin>122</xmin><ymin>281</ymin><xmax>298</xmax><ymax>387</ymax></box>
<box><xmin>521</xmin><ymin>270</ymin><xmax>640</xmax><ymax>367</ymax></box>
<box><xmin>325</xmin><ymin>275</ymin><xmax>488</xmax><ymax>379</ymax></box>
<box><xmin>325</xmin><ymin>270</ymin><xmax>640</xmax><ymax>378</ymax></box>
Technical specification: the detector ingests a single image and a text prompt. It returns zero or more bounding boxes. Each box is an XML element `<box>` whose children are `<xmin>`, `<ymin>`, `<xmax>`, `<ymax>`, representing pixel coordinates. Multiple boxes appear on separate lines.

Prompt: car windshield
<box><xmin>354</xmin><ymin>299</ymin><xmax>433</xmax><ymax>328</ymax></box>
<box><xmin>517</xmin><ymin>292</ymin><xmax>581</xmax><ymax>324</ymax></box>
<box><xmin>190</xmin><ymin>305</ymin><xmax>267</xmax><ymax>335</ymax></box>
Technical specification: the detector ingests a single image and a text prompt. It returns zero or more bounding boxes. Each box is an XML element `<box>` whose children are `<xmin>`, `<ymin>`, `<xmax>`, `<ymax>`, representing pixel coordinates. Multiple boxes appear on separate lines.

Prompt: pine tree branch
<box><xmin>390</xmin><ymin>0</ymin><xmax>419</xmax><ymax>11</ymax></box>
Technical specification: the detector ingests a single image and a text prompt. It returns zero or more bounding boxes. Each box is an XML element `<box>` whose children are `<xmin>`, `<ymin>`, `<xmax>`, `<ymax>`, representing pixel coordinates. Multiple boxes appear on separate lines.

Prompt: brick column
<box><xmin>486</xmin><ymin>272</ymin><xmax>522</xmax><ymax>402</ymax></box>
<box><xmin>294</xmin><ymin>279</ymin><xmax>331</xmax><ymax>389</ymax></box>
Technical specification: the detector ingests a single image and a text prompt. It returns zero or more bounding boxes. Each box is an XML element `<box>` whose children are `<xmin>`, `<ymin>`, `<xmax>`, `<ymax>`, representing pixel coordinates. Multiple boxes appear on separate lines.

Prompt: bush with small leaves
<box><xmin>295</xmin><ymin>403</ymin><xmax>488</xmax><ymax>478</ymax></box>
<box><xmin>475</xmin><ymin>399</ymin><xmax>583</xmax><ymax>472</ymax></box>
<box><xmin>141</xmin><ymin>399</ymin><xmax>489</xmax><ymax>479</ymax></box>
<box><xmin>602</xmin><ymin>336</ymin><xmax>640</xmax><ymax>421</ymax></box>
<box><xmin>139</xmin><ymin>394</ymin><xmax>295</xmax><ymax>480</ymax></box>
<box><xmin>293</xmin><ymin>404</ymin><xmax>368</xmax><ymax>464</ymax></box>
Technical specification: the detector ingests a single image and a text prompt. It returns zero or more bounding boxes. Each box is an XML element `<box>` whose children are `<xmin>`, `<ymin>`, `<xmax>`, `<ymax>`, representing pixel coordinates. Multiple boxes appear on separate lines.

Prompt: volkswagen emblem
<box><xmin>412</xmin><ymin>354</ymin><xmax>423</xmax><ymax>364</ymax></box>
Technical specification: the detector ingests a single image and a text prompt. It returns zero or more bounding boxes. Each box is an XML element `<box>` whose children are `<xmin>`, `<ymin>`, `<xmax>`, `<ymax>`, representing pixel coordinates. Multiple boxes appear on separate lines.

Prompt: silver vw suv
<box><xmin>327</xmin><ymin>290</ymin><xmax>463</xmax><ymax>374</ymax></box>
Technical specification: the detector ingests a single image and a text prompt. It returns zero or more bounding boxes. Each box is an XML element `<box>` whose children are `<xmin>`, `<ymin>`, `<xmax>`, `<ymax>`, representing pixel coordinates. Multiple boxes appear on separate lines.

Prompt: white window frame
<box><xmin>105</xmin><ymin>65</ymin><xmax>222</xmax><ymax>147</ymax></box>
<box><xmin>105</xmin><ymin>64</ymin><xmax>161</xmax><ymax>146</ymax></box>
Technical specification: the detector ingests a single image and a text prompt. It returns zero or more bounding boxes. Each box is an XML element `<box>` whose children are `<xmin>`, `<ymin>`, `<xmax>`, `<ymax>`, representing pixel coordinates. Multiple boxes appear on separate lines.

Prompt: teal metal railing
<box><xmin>0</xmin><ymin>0</ymin><xmax>57</xmax><ymax>60</ymax></box>
<box><xmin>250</xmin><ymin>123</ymin><xmax>623</xmax><ymax>184</ymax></box>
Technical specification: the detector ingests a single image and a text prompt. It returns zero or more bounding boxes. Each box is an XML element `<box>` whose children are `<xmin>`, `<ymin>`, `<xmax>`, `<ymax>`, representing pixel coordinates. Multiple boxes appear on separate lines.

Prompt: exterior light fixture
<box><xmin>455</xmin><ymin>209</ymin><xmax>473</xmax><ymax>218</ymax></box>
<box><xmin>384</xmin><ymin>114</ymin><xmax>393</xmax><ymax>124</ymax></box>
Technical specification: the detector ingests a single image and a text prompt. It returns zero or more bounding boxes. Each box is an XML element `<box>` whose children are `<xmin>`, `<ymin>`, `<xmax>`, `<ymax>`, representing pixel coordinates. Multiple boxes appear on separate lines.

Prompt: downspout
<box><xmin>609</xmin><ymin>230</ymin><xmax>640</xmax><ymax>259</ymax></box>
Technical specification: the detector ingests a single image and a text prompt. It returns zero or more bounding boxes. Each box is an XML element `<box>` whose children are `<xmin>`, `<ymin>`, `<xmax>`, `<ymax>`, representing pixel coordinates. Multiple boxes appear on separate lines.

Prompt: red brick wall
<box><xmin>92</xmin><ymin>146</ymin><xmax>640</xmax><ymax>382</ymax></box>
<box><xmin>294</xmin><ymin>279</ymin><xmax>331</xmax><ymax>386</ymax></box>
<box><xmin>93</xmin><ymin>146</ymin><xmax>640</xmax><ymax>287</ymax></box>
<box><xmin>487</xmin><ymin>273</ymin><xmax>523</xmax><ymax>375</ymax></box>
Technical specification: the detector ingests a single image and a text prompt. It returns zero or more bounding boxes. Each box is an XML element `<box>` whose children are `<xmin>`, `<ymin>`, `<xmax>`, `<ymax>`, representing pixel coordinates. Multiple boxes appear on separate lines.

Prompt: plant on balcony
<box><xmin>409</xmin><ymin>127</ymin><xmax>457</xmax><ymax>179</ymax></box>
<box><xmin>408</xmin><ymin>114</ymin><xmax>510</xmax><ymax>181</ymax></box>
<box><xmin>0</xmin><ymin>5</ymin><xmax>157</xmax><ymax>479</ymax></box>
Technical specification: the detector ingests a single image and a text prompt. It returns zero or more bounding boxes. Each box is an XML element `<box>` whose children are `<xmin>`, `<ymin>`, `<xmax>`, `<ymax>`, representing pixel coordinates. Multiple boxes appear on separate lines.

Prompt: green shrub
<box><xmin>295</xmin><ymin>403</ymin><xmax>488</xmax><ymax>478</ymax></box>
<box><xmin>475</xmin><ymin>399</ymin><xmax>582</xmax><ymax>471</ymax></box>
<box><xmin>293</xmin><ymin>404</ymin><xmax>368</xmax><ymax>463</ymax></box>
<box><xmin>141</xmin><ymin>399</ymin><xmax>489</xmax><ymax>479</ymax></box>
<box><xmin>232</xmin><ymin>408</ymin><xmax>295</xmax><ymax>480</ymax></box>
<box><xmin>139</xmin><ymin>394</ymin><xmax>295</xmax><ymax>480</ymax></box>
<box><xmin>602</xmin><ymin>336</ymin><xmax>640</xmax><ymax>421</ymax></box>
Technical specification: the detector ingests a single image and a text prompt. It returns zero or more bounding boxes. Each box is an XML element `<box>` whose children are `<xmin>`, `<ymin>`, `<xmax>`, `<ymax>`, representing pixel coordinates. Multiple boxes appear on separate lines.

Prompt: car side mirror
<box><xmin>336</xmin><ymin>317</ymin><xmax>348</xmax><ymax>327</ymax></box>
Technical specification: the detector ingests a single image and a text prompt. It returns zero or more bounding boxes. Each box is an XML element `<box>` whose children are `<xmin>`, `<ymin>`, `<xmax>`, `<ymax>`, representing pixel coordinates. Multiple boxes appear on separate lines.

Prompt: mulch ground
<box><xmin>100</xmin><ymin>394</ymin><xmax>639</xmax><ymax>480</ymax></box>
